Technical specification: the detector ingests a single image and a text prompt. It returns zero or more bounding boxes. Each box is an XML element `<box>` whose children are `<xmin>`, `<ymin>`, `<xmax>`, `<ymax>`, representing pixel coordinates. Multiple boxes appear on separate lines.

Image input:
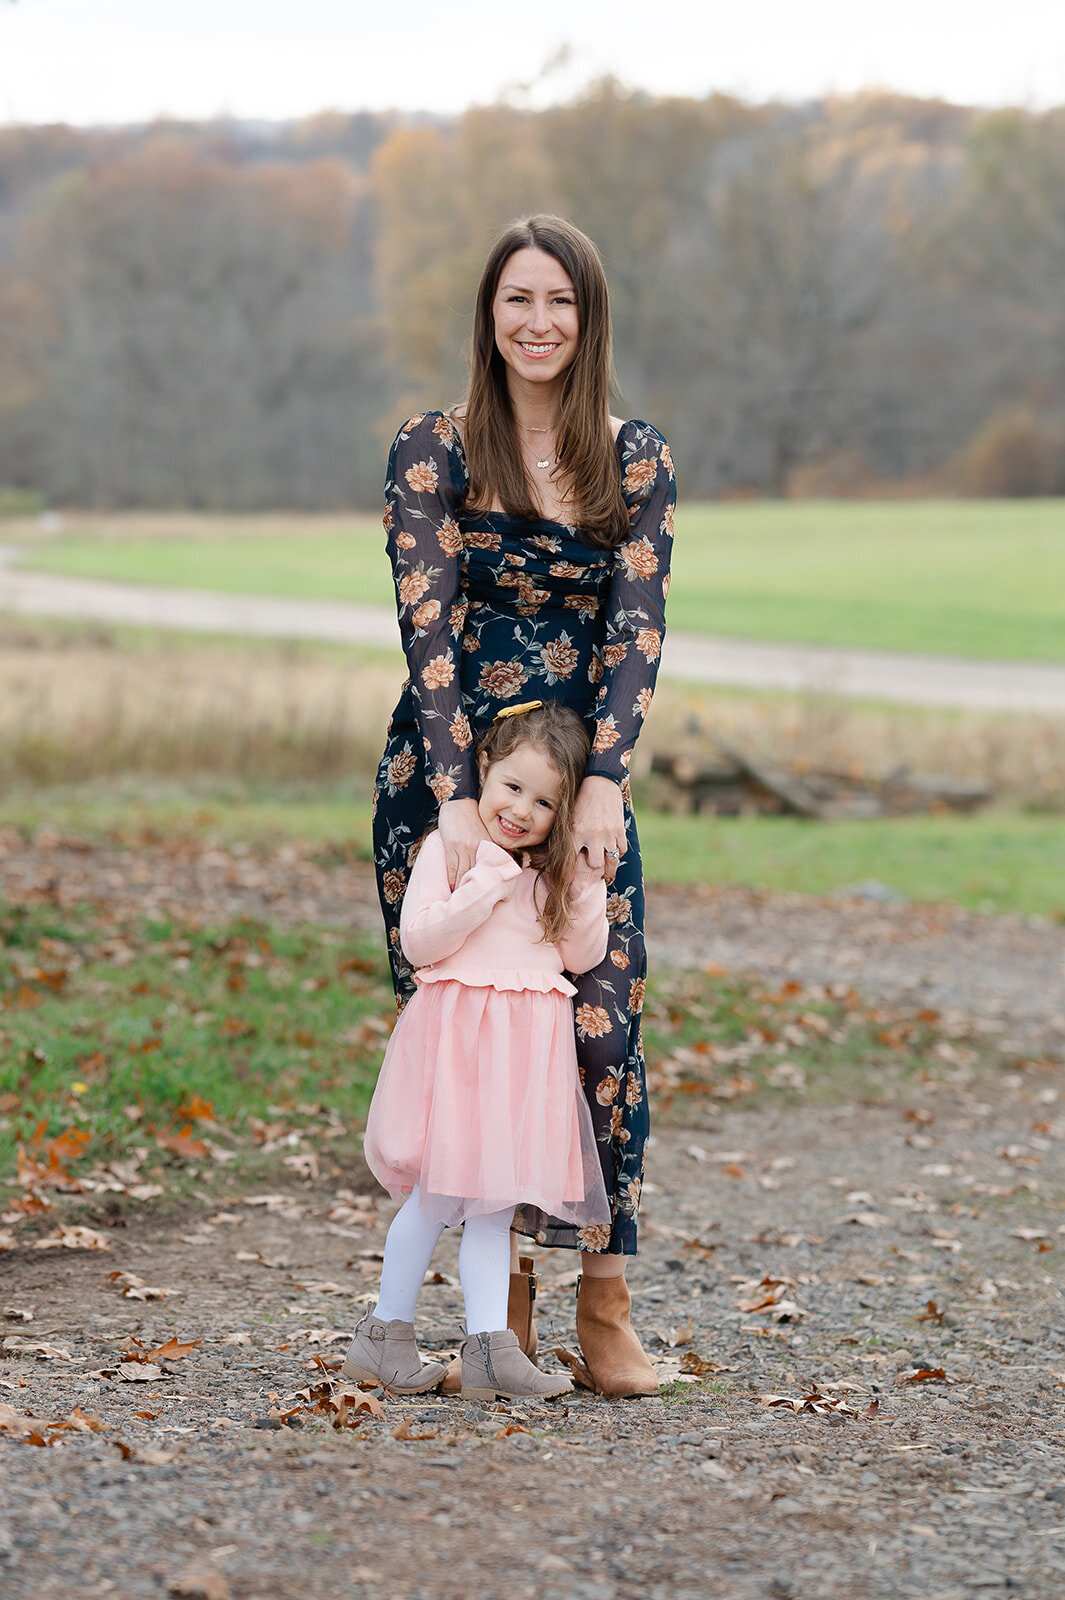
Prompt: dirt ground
<box><xmin>3</xmin><ymin>835</ymin><xmax>1065</xmax><ymax>1600</ymax></box>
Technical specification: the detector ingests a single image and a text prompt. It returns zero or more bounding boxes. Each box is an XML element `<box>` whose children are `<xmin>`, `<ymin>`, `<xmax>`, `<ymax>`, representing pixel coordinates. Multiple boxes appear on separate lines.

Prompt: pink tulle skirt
<box><xmin>363</xmin><ymin>979</ymin><xmax>611</xmax><ymax>1229</ymax></box>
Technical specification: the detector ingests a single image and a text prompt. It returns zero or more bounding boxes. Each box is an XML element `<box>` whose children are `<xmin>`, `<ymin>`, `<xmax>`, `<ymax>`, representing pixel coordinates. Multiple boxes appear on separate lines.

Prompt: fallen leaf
<box><xmin>168</xmin><ymin>1568</ymin><xmax>231</xmax><ymax>1600</ymax></box>
<box><xmin>680</xmin><ymin>1351</ymin><xmax>723</xmax><ymax>1376</ymax></box>
<box><xmin>32</xmin><ymin>1225</ymin><xmax>111</xmax><ymax>1251</ymax></box>
<box><xmin>1</xmin><ymin>1337</ymin><xmax>71</xmax><ymax>1360</ymax></box>
<box><xmin>117</xmin><ymin>1362</ymin><xmax>164</xmax><ymax>1382</ymax></box>
<box><xmin>900</xmin><ymin>1367</ymin><xmax>954</xmax><ymax>1384</ymax></box>
<box><xmin>914</xmin><ymin>1301</ymin><xmax>945</xmax><ymax>1325</ymax></box>
<box><xmin>391</xmin><ymin>1417</ymin><xmax>437</xmax><ymax>1441</ymax></box>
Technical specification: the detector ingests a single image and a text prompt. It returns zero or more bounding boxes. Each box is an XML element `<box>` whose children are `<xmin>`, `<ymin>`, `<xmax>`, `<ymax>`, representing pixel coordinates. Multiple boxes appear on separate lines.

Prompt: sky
<box><xmin>1</xmin><ymin>0</ymin><xmax>1064</xmax><ymax>126</ymax></box>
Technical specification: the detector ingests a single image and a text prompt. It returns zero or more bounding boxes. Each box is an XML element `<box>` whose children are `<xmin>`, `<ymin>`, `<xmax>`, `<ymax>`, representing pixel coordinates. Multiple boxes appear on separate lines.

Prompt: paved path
<box><xmin>4</xmin><ymin>548</ymin><xmax>1065</xmax><ymax>711</ymax></box>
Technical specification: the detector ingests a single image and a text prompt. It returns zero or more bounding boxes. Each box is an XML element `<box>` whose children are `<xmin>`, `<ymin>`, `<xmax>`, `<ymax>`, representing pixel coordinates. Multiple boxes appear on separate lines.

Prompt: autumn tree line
<box><xmin>1</xmin><ymin>84</ymin><xmax>1064</xmax><ymax>510</ymax></box>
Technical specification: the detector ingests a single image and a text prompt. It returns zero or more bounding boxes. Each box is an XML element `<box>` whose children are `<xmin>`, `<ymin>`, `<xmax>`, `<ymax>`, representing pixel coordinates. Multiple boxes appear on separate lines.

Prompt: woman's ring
<box><xmin>605</xmin><ymin>848</ymin><xmax>620</xmax><ymax>858</ymax></box>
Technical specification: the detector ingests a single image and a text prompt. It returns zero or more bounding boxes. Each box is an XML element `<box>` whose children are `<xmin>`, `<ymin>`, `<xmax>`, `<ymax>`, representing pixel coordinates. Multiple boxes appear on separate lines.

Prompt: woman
<box><xmin>372</xmin><ymin>214</ymin><xmax>675</xmax><ymax>1397</ymax></box>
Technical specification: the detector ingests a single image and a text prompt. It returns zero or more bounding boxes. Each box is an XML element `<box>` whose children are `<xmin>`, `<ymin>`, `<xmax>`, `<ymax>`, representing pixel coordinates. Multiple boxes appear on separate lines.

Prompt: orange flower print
<box><xmin>449</xmin><ymin>602</ymin><xmax>467</xmax><ymax>635</ymax></box>
<box><xmin>625</xmin><ymin>1072</ymin><xmax>642</xmax><ymax>1107</ymax></box>
<box><xmin>430</xmin><ymin>770</ymin><xmax>458</xmax><ymax>803</ymax></box>
<box><xmin>606</xmin><ymin>892</ymin><xmax>632</xmax><ymax>926</ymax></box>
<box><xmin>635</xmin><ymin>629</ymin><xmax>661</xmax><ymax>661</ymax></box>
<box><xmin>588</xmin><ymin>655</ymin><xmax>604</xmax><ymax>684</ymax></box>
<box><xmin>664</xmin><ymin>502</ymin><xmax>675</xmax><ymax>537</ymax></box>
<box><xmin>660</xmin><ymin>442</ymin><xmax>674</xmax><ymax>476</ymax></box>
<box><xmin>663</xmin><ymin>572</ymin><xmax>671</xmax><ymax>598</ymax></box>
<box><xmin>610</xmin><ymin>1106</ymin><xmax>626</xmax><ymax>1140</ymax></box>
<box><xmin>449</xmin><ymin>710</ymin><xmax>473</xmax><ymax>750</ymax></box>
<box><xmin>623</xmin><ymin>457</ymin><xmax>658</xmax><ymax>495</ymax></box>
<box><xmin>504</xmin><ymin>553</ymin><xmax>526</xmax><ymax>567</ymax></box>
<box><xmin>610</xmin><ymin>948</ymin><xmax>630</xmax><ymax>969</ymax></box>
<box><xmin>623</xmin><ymin>1175</ymin><xmax>642</xmax><ymax>1214</ymax></box>
<box><xmin>620</xmin><ymin>773</ymin><xmax>633</xmax><ymax>805</ymax></box>
<box><xmin>396</xmin><ymin>531</ymin><xmax>417</xmax><ymax>550</ymax></box>
<box><xmin>550</xmin><ymin>561</ymin><xmax>584</xmax><ymax>578</ymax></box>
<box><xmin>462</xmin><ymin>634</ymin><xmax>481</xmax><ymax>653</ymax></box>
<box><xmin>405</xmin><ymin>460</ymin><xmax>439</xmax><ymax>495</ymax></box>
<box><xmin>577</xmin><ymin>1223</ymin><xmax>612</xmax><ymax>1252</ymax></box>
<box><xmin>381</xmin><ymin>868</ymin><xmax>406</xmax><ymax>905</ymax></box>
<box><xmin>477</xmin><ymin>659</ymin><xmax>528</xmax><ymax>699</ymax></box>
<box><xmin>437</xmin><ymin>518</ymin><xmax>463</xmax><ymax>557</ymax></box>
<box><xmin>421</xmin><ymin>655</ymin><xmax>455</xmax><ymax>690</ymax></box>
<box><xmin>382</xmin><ymin>508</ymin><xmax>394</xmax><ymax>534</ymax></box>
<box><xmin>539</xmin><ymin>636</ymin><xmax>578</xmax><ymax>681</ymax></box>
<box><xmin>464</xmin><ymin>527</ymin><xmax>501</xmax><ymax>551</ymax></box>
<box><xmin>432</xmin><ymin>414</ymin><xmax>456</xmax><ymax>446</ymax></box>
<box><xmin>592</xmin><ymin>716</ymin><xmax>620</xmax><ymax>753</ymax></box>
<box><xmin>629</xmin><ymin>978</ymin><xmax>646</xmax><ymax>1014</ymax></box>
<box><xmin>398</xmin><ymin>571</ymin><xmax>431</xmax><ymax>607</ymax></box>
<box><xmin>407</xmin><ymin>836</ymin><xmax>425</xmax><ymax>867</ymax></box>
<box><xmin>620</xmin><ymin>539</ymin><xmax>658</xmax><ymax>579</ymax></box>
<box><xmin>385</xmin><ymin>744</ymin><xmax>417</xmax><ymax>791</ymax></box>
<box><xmin>603</xmin><ymin>642</ymin><xmax>628</xmax><ymax>669</ymax></box>
<box><xmin>595</xmin><ymin>1075</ymin><xmax>619</xmax><ymax>1105</ymax></box>
<box><xmin>412</xmin><ymin>599</ymin><xmax>441</xmax><ymax>629</ymax></box>
<box><xmin>577</xmin><ymin>1005</ymin><xmax>613</xmax><ymax>1041</ymax></box>
<box><xmin>633</xmin><ymin>687</ymin><xmax>653</xmax><ymax>719</ymax></box>
<box><xmin>405</xmin><ymin>413</ymin><xmax>425</xmax><ymax>431</ymax></box>
<box><xmin>565</xmin><ymin>594</ymin><xmax>599</xmax><ymax>618</ymax></box>
<box><xmin>371</xmin><ymin>787</ymin><xmax>379</xmax><ymax>820</ymax></box>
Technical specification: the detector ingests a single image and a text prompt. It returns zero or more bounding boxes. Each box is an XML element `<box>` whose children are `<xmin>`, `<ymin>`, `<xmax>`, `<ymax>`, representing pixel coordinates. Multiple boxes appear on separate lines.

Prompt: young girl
<box><xmin>344</xmin><ymin>701</ymin><xmax>611</xmax><ymax>1401</ymax></box>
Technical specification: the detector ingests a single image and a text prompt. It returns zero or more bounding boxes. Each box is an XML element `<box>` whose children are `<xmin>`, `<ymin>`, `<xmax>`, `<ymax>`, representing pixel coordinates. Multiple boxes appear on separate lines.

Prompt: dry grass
<box><xmin>0</xmin><ymin>618</ymin><xmax>1062</xmax><ymax>809</ymax></box>
<box><xmin>0</xmin><ymin>622</ymin><xmax>396</xmax><ymax>788</ymax></box>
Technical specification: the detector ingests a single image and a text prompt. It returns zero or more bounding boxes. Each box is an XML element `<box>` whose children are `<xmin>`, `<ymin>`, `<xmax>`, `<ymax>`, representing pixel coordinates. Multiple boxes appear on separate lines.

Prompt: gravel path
<box><xmin>4</xmin><ymin>547</ymin><xmax>1065</xmax><ymax>710</ymax></box>
<box><xmin>2</xmin><ymin>1076</ymin><xmax>1064</xmax><ymax>1600</ymax></box>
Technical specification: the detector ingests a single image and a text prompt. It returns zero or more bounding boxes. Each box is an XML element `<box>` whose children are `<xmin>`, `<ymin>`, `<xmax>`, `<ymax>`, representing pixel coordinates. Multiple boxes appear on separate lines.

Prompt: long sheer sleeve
<box><xmin>585</xmin><ymin>422</ymin><xmax>676</xmax><ymax>784</ymax></box>
<box><xmin>383</xmin><ymin>412</ymin><xmax>477</xmax><ymax>804</ymax></box>
<box><xmin>400</xmin><ymin>835</ymin><xmax>522</xmax><ymax>969</ymax></box>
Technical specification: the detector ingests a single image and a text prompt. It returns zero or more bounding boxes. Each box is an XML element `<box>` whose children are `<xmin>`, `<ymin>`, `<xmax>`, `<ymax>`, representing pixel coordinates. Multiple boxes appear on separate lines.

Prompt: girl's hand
<box><xmin>572</xmin><ymin>775</ymin><xmax>626</xmax><ymax>885</ymax></box>
<box><xmin>438</xmin><ymin>798</ymin><xmax>491</xmax><ymax>889</ymax></box>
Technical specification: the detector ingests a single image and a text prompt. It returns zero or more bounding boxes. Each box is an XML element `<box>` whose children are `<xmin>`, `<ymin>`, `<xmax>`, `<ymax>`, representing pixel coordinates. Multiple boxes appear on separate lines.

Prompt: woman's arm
<box><xmin>400</xmin><ymin>836</ymin><xmax>522</xmax><ymax>969</ymax></box>
<box><xmin>585</xmin><ymin>422</ymin><xmax>676</xmax><ymax>787</ymax></box>
<box><xmin>575</xmin><ymin>423</ymin><xmax>676</xmax><ymax>880</ymax></box>
<box><xmin>384</xmin><ymin>412</ymin><xmax>477</xmax><ymax>809</ymax></box>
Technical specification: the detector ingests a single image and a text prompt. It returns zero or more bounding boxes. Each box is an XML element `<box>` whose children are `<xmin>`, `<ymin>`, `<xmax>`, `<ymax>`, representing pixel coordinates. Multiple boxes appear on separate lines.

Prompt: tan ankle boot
<box><xmin>440</xmin><ymin>1257</ymin><xmax>539</xmax><ymax>1393</ymax></box>
<box><xmin>573</xmin><ymin>1274</ymin><xmax>659</xmax><ymax>1398</ymax></box>
<box><xmin>460</xmin><ymin>1330</ymin><xmax>571</xmax><ymax>1402</ymax></box>
<box><xmin>341</xmin><ymin>1313</ymin><xmax>447</xmax><ymax>1394</ymax></box>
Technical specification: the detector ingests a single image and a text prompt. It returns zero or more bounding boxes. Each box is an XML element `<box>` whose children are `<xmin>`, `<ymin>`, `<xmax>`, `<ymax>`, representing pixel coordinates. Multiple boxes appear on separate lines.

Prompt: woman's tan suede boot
<box><xmin>460</xmin><ymin>1330</ymin><xmax>571</xmax><ymax>1402</ymax></box>
<box><xmin>574</xmin><ymin>1274</ymin><xmax>659</xmax><ymax>1398</ymax></box>
<box><xmin>341</xmin><ymin>1313</ymin><xmax>447</xmax><ymax>1394</ymax></box>
<box><xmin>440</xmin><ymin>1256</ymin><xmax>539</xmax><ymax>1394</ymax></box>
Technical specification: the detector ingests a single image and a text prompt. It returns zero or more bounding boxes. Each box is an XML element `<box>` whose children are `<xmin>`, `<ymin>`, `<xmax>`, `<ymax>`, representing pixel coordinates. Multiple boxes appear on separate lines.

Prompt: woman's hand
<box><xmin>572</xmin><ymin>775</ymin><xmax>626</xmax><ymax>885</ymax></box>
<box><xmin>438</xmin><ymin>798</ymin><xmax>491</xmax><ymax>889</ymax></box>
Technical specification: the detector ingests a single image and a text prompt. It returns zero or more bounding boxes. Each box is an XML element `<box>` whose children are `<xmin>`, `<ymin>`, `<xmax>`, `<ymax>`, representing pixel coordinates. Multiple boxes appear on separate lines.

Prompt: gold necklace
<box><xmin>518</xmin><ymin>422</ymin><xmax>555</xmax><ymax>471</ymax></box>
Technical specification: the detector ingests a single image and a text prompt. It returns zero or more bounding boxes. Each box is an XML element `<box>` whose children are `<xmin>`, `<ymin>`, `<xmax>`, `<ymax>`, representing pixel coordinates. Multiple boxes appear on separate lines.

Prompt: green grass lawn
<box><xmin>3</xmin><ymin>783</ymin><xmax>1060</xmax><ymax>918</ymax></box>
<box><xmin>18</xmin><ymin>499</ymin><xmax>1065</xmax><ymax>662</ymax></box>
<box><xmin>0</xmin><ymin>894</ymin><xmax>1013</xmax><ymax>1189</ymax></box>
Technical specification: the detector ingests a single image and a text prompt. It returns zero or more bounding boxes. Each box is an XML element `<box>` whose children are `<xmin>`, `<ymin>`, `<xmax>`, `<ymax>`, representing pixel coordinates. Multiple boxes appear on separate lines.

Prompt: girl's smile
<box><xmin>478</xmin><ymin>742</ymin><xmax>563</xmax><ymax>854</ymax></box>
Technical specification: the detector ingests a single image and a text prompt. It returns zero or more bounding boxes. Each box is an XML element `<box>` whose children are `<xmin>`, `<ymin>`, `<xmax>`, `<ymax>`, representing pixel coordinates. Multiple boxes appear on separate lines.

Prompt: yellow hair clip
<box><xmin>493</xmin><ymin>699</ymin><xmax>544</xmax><ymax>723</ymax></box>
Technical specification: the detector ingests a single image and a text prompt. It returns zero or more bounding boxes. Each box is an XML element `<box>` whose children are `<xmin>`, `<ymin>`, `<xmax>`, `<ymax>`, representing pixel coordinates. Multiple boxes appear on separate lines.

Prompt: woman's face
<box><xmin>492</xmin><ymin>247</ymin><xmax>580</xmax><ymax>390</ymax></box>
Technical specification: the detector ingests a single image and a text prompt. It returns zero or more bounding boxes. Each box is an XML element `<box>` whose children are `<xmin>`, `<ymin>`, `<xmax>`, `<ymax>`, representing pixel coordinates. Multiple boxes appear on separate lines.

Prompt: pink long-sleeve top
<box><xmin>399</xmin><ymin>832</ymin><xmax>609</xmax><ymax>997</ymax></box>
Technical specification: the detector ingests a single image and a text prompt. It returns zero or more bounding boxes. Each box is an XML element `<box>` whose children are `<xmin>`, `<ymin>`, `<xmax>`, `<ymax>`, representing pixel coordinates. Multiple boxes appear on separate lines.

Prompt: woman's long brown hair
<box><xmin>462</xmin><ymin>215</ymin><xmax>630</xmax><ymax>549</ymax></box>
<box><xmin>475</xmin><ymin>703</ymin><xmax>591</xmax><ymax>947</ymax></box>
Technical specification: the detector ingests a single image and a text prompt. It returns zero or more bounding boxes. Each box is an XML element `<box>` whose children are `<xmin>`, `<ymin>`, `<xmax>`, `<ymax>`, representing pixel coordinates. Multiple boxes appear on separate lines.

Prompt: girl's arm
<box><xmin>585</xmin><ymin>423</ymin><xmax>676</xmax><ymax>786</ymax></box>
<box><xmin>400</xmin><ymin>836</ymin><xmax>522</xmax><ymax>969</ymax></box>
<box><xmin>384</xmin><ymin>412</ymin><xmax>477</xmax><ymax>807</ymax></box>
<box><xmin>556</xmin><ymin>854</ymin><xmax>610</xmax><ymax>976</ymax></box>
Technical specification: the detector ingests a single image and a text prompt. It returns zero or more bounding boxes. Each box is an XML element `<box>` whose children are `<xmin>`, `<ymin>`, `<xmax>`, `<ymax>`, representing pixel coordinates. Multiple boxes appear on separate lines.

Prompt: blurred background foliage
<box><xmin>2</xmin><ymin>83</ymin><xmax>1065</xmax><ymax>510</ymax></box>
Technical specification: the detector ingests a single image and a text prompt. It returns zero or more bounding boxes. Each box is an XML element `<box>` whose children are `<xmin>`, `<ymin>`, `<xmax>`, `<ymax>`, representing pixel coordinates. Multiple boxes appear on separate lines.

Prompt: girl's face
<box><xmin>492</xmin><ymin>247</ymin><xmax>580</xmax><ymax>390</ymax></box>
<box><xmin>478</xmin><ymin>741</ymin><xmax>564</xmax><ymax>854</ymax></box>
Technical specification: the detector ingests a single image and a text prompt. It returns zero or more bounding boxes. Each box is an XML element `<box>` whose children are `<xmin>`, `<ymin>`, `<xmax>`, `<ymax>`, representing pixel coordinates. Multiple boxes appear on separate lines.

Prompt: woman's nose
<box><xmin>526</xmin><ymin>299</ymin><xmax>551</xmax><ymax>333</ymax></box>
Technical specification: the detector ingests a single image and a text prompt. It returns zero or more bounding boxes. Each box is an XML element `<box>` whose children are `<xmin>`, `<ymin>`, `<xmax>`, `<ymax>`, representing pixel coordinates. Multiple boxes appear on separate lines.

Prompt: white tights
<box><xmin>373</xmin><ymin>1188</ymin><xmax>512</xmax><ymax>1336</ymax></box>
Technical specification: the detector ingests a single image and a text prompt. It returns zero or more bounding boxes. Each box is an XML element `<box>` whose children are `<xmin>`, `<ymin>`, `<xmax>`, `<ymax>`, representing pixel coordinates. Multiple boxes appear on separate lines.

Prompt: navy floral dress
<box><xmin>372</xmin><ymin>411</ymin><xmax>675</xmax><ymax>1256</ymax></box>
